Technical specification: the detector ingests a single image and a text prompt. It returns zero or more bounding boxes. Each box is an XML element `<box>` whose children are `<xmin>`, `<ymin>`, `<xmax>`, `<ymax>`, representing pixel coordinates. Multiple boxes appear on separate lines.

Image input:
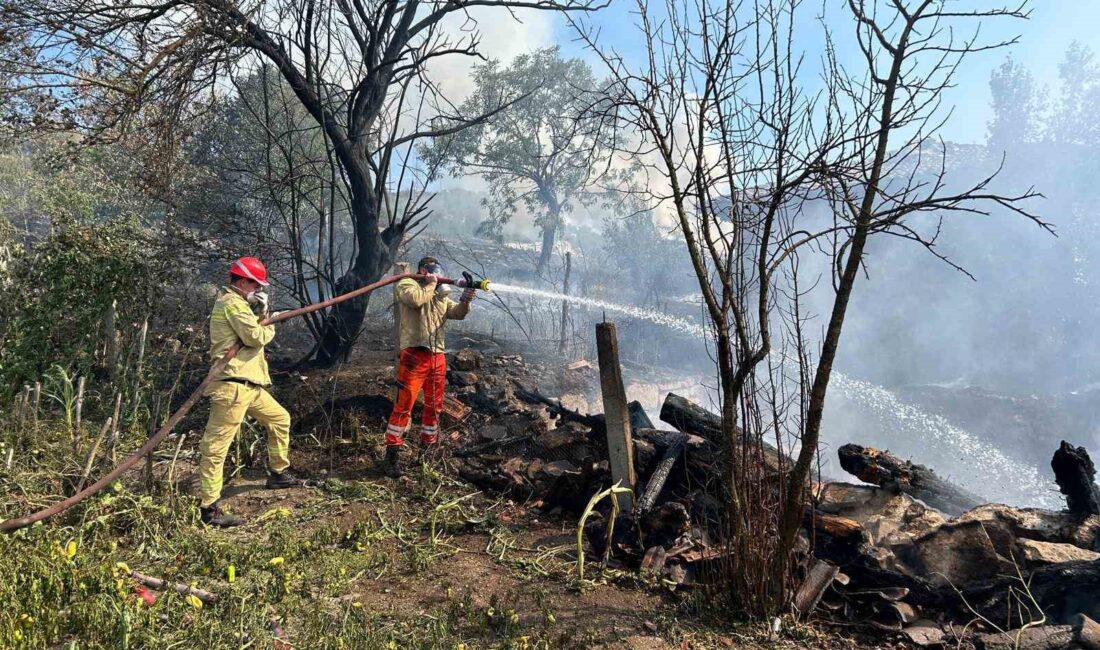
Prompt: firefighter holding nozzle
<box><xmin>383</xmin><ymin>257</ymin><xmax>477</xmax><ymax>477</ymax></box>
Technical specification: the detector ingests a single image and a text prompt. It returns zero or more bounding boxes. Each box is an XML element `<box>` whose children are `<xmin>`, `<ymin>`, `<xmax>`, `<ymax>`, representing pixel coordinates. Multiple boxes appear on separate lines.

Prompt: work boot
<box><xmin>266</xmin><ymin>470</ymin><xmax>302</xmax><ymax>490</ymax></box>
<box><xmin>383</xmin><ymin>445</ymin><xmax>404</xmax><ymax>478</ymax></box>
<box><xmin>200</xmin><ymin>502</ymin><xmax>243</xmax><ymax>528</ymax></box>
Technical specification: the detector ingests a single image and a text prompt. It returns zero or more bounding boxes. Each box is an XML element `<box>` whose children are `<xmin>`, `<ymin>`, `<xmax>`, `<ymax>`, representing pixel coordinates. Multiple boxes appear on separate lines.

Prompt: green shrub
<box><xmin>0</xmin><ymin>215</ymin><xmax>163</xmax><ymax>389</ymax></box>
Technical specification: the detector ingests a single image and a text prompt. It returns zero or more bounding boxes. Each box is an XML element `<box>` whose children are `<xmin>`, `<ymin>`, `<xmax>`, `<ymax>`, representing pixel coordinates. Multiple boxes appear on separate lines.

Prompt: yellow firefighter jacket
<box><xmin>208</xmin><ymin>286</ymin><xmax>275</xmax><ymax>386</ymax></box>
<box><xmin>395</xmin><ymin>278</ymin><xmax>469</xmax><ymax>353</ymax></box>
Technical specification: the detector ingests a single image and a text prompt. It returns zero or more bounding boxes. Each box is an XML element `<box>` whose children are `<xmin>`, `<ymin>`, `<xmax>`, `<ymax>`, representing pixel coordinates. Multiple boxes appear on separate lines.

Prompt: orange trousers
<box><xmin>386</xmin><ymin>347</ymin><xmax>446</xmax><ymax>446</ymax></box>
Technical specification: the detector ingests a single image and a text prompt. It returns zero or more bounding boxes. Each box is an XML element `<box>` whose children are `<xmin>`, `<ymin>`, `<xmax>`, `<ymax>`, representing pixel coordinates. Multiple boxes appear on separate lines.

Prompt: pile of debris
<box><xmin>800</xmin><ymin>441</ymin><xmax>1100</xmax><ymax>648</ymax></box>
<box><xmin>441</xmin><ymin>349</ymin><xmax>1100</xmax><ymax>647</ymax></box>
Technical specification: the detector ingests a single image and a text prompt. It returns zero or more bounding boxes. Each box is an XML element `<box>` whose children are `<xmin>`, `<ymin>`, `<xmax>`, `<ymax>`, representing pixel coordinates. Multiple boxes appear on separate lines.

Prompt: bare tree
<box><xmin>575</xmin><ymin>0</ymin><xmax>1047</xmax><ymax>613</ymax></box>
<box><xmin>0</xmin><ymin>0</ymin><xmax>603</xmax><ymax>365</ymax></box>
<box><xmin>781</xmin><ymin>0</ymin><xmax>1048</xmax><ymax>559</ymax></box>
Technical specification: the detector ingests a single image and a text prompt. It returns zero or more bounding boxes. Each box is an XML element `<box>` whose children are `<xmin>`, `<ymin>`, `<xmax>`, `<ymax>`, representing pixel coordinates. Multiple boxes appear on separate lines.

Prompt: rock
<box><xmin>451</xmin><ymin>349</ymin><xmax>483</xmax><ymax>371</ymax></box>
<box><xmin>819</xmin><ymin>482</ymin><xmax>947</xmax><ymax>547</ymax></box>
<box><xmin>1076</xmin><ymin>614</ymin><xmax>1100</xmax><ymax>650</ymax></box>
<box><xmin>976</xmin><ymin>625</ymin><xmax>1074</xmax><ymax>650</ymax></box>
<box><xmin>541</xmin><ymin>460</ymin><xmax>579</xmax><ymax>478</ymax></box>
<box><xmin>902</xmin><ymin>621</ymin><xmax>945</xmax><ymax>647</ymax></box>
<box><xmin>1018</xmin><ymin>538</ymin><xmax>1100</xmax><ymax>565</ymax></box>
<box><xmin>912</xmin><ymin>520</ymin><xmax>1007</xmax><ymax>588</ymax></box>
<box><xmin>449</xmin><ymin>370</ymin><xmax>479</xmax><ymax>387</ymax></box>
<box><xmin>536</xmin><ymin>427</ymin><xmax>589</xmax><ymax>452</ymax></box>
<box><xmin>479</xmin><ymin>425</ymin><xmax>509</xmax><ymax>441</ymax></box>
<box><xmin>955</xmin><ymin>504</ymin><xmax>1100</xmax><ymax>552</ymax></box>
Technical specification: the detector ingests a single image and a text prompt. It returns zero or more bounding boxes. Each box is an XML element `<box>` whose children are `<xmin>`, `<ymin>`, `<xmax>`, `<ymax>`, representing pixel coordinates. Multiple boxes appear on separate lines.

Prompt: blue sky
<box><xmin>549</xmin><ymin>1</ymin><xmax>1100</xmax><ymax>144</ymax></box>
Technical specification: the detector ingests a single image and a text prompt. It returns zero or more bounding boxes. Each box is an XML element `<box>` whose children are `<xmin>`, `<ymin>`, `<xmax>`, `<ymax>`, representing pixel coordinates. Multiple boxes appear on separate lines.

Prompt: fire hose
<box><xmin>0</xmin><ymin>272</ymin><xmax>490</xmax><ymax>533</ymax></box>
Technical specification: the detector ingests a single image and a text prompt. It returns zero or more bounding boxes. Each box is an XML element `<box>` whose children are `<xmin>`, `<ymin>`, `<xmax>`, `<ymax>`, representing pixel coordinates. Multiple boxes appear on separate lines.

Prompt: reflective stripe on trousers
<box><xmin>386</xmin><ymin>347</ymin><xmax>447</xmax><ymax>446</ymax></box>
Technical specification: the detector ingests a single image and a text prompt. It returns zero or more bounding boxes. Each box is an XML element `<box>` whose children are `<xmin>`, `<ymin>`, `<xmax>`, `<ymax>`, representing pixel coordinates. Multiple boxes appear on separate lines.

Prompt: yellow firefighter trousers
<box><xmin>198</xmin><ymin>381</ymin><xmax>291</xmax><ymax>508</ymax></box>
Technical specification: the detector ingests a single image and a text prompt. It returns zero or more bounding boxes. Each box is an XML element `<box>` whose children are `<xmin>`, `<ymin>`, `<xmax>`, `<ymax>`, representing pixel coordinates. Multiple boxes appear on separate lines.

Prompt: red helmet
<box><xmin>229</xmin><ymin>256</ymin><xmax>269</xmax><ymax>286</ymax></box>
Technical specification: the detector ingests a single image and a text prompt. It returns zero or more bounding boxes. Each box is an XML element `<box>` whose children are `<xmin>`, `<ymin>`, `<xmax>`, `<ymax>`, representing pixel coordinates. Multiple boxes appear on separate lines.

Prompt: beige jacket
<box><xmin>208</xmin><ymin>286</ymin><xmax>275</xmax><ymax>386</ymax></box>
<box><xmin>395</xmin><ymin>278</ymin><xmax>469</xmax><ymax>353</ymax></box>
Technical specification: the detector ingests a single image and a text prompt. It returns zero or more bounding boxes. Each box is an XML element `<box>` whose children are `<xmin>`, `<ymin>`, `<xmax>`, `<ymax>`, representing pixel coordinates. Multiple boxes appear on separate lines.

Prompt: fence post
<box><xmin>596</xmin><ymin>322</ymin><xmax>636</xmax><ymax>510</ymax></box>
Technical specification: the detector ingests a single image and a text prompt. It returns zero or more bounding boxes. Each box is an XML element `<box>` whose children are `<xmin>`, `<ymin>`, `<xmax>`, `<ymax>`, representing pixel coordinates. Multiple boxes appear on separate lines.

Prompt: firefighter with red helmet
<box><xmin>197</xmin><ymin>257</ymin><xmax>301</xmax><ymax>527</ymax></box>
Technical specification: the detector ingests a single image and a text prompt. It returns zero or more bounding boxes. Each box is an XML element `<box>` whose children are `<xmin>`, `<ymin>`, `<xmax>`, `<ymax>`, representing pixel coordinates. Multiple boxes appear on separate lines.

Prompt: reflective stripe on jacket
<box><xmin>208</xmin><ymin>286</ymin><xmax>274</xmax><ymax>386</ymax></box>
<box><xmin>395</xmin><ymin>278</ymin><xmax>469</xmax><ymax>353</ymax></box>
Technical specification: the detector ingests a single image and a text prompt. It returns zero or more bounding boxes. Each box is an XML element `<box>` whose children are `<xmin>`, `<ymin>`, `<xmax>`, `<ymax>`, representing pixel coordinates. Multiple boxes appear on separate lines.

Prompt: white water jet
<box><xmin>489</xmin><ymin>282</ymin><xmax>1058</xmax><ymax>508</ymax></box>
<box><xmin>489</xmin><ymin>282</ymin><xmax>708</xmax><ymax>337</ymax></box>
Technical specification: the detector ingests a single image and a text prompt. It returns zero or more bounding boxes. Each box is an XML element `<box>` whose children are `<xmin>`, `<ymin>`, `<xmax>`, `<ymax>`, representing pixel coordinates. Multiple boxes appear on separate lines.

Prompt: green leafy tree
<box><xmin>988</xmin><ymin>57</ymin><xmax>1043</xmax><ymax>149</ymax></box>
<box><xmin>1051</xmin><ymin>43</ymin><xmax>1100</xmax><ymax>147</ymax></box>
<box><xmin>0</xmin><ymin>141</ymin><xmax>163</xmax><ymax>388</ymax></box>
<box><xmin>422</xmin><ymin>48</ymin><xmax>621</xmax><ymax>274</ymax></box>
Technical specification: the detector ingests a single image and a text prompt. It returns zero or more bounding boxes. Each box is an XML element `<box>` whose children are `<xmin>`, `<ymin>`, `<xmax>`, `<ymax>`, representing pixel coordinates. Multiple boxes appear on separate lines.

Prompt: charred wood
<box><xmin>1051</xmin><ymin>440</ymin><xmax>1100</xmax><ymax>516</ymax></box>
<box><xmin>635</xmin><ymin>434</ymin><xmax>687</xmax><ymax>515</ymax></box>
<box><xmin>837</xmin><ymin>444</ymin><xmax>983</xmax><ymax>516</ymax></box>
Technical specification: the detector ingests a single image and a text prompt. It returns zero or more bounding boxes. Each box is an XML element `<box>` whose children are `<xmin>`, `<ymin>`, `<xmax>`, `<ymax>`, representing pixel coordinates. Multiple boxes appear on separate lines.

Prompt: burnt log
<box><xmin>635</xmin><ymin>434</ymin><xmax>687</xmax><ymax>515</ymax></box>
<box><xmin>1051</xmin><ymin>440</ymin><xmax>1100</xmax><ymax>516</ymax></box>
<box><xmin>659</xmin><ymin>393</ymin><xmax>722</xmax><ymax>441</ymax></box>
<box><xmin>658</xmin><ymin>394</ymin><xmax>781</xmax><ymax>474</ymax></box>
<box><xmin>837</xmin><ymin>444</ymin><xmax>983</xmax><ymax>516</ymax></box>
<box><xmin>512</xmin><ymin>383</ymin><xmax>650</xmax><ymax>437</ymax></box>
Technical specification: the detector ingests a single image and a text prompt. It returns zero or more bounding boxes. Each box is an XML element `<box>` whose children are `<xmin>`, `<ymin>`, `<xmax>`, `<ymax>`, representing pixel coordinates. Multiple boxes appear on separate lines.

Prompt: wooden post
<box><xmin>19</xmin><ymin>385</ymin><xmax>30</xmax><ymax>430</ymax></box>
<box><xmin>559</xmin><ymin>251</ymin><xmax>571</xmax><ymax>355</ymax></box>
<box><xmin>74</xmin><ymin>376</ymin><xmax>86</xmax><ymax>447</ymax></box>
<box><xmin>32</xmin><ymin>381</ymin><xmax>41</xmax><ymax>429</ymax></box>
<box><xmin>393</xmin><ymin>261</ymin><xmax>410</xmax><ymax>366</ymax></box>
<box><xmin>108</xmin><ymin>392</ymin><xmax>123</xmax><ymax>464</ymax></box>
<box><xmin>129</xmin><ymin>318</ymin><xmax>149</xmax><ymax>419</ymax></box>
<box><xmin>595</xmin><ymin>322</ymin><xmax>636</xmax><ymax>510</ymax></box>
<box><xmin>104</xmin><ymin>299</ymin><xmax>119</xmax><ymax>382</ymax></box>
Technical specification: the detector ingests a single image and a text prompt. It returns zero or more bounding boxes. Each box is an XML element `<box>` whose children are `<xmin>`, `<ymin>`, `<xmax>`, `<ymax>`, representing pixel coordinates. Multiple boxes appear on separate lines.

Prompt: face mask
<box><xmin>245</xmin><ymin>289</ymin><xmax>268</xmax><ymax>305</ymax></box>
<box><xmin>424</xmin><ymin>262</ymin><xmax>444</xmax><ymax>276</ymax></box>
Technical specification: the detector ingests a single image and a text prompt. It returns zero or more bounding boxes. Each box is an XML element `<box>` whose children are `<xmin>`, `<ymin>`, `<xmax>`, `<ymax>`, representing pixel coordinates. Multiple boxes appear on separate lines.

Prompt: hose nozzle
<box><xmin>455</xmin><ymin>272</ymin><xmax>491</xmax><ymax>291</ymax></box>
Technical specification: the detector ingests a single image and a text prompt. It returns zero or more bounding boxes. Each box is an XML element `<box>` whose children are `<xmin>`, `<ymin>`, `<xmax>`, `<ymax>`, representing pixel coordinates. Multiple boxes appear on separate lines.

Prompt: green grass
<box><xmin>0</xmin><ymin>425</ymin><xmax>565</xmax><ymax>649</ymax></box>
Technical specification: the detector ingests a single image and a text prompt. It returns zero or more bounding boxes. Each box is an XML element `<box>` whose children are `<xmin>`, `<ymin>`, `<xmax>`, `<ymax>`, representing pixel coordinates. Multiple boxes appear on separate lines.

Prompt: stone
<box><xmin>1019</xmin><ymin>538</ymin><xmax>1100</xmax><ymax>565</ymax></box>
<box><xmin>818</xmin><ymin>482</ymin><xmax>947</xmax><ymax>546</ymax></box>
<box><xmin>912</xmin><ymin>520</ymin><xmax>1007</xmax><ymax>588</ymax></box>
<box><xmin>449</xmin><ymin>370</ymin><xmax>479</xmax><ymax>387</ymax></box>
<box><xmin>955</xmin><ymin>504</ymin><xmax>1100</xmax><ymax>552</ymax></box>
<box><xmin>479</xmin><ymin>425</ymin><xmax>509</xmax><ymax>441</ymax></box>
<box><xmin>976</xmin><ymin>626</ymin><xmax>1074</xmax><ymax>650</ymax></box>
<box><xmin>451</xmin><ymin>349</ymin><xmax>483</xmax><ymax>371</ymax></box>
<box><xmin>1076</xmin><ymin>614</ymin><xmax>1100</xmax><ymax>650</ymax></box>
<box><xmin>902</xmin><ymin>621</ymin><xmax>945</xmax><ymax>647</ymax></box>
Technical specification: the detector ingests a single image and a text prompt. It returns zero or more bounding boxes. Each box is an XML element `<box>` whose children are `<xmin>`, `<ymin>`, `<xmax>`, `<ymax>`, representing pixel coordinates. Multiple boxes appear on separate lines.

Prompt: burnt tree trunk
<box><xmin>1051</xmin><ymin>440</ymin><xmax>1100</xmax><ymax>516</ymax></box>
<box><xmin>837</xmin><ymin>443</ymin><xmax>983</xmax><ymax>516</ymax></box>
<box><xmin>313</xmin><ymin>202</ymin><xmax>402</xmax><ymax>365</ymax></box>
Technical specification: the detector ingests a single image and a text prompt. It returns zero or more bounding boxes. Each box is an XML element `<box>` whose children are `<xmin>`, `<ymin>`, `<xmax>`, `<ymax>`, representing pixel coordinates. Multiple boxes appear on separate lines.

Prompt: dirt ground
<box><xmin>144</xmin><ymin>328</ymin><xmax>915</xmax><ymax>650</ymax></box>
